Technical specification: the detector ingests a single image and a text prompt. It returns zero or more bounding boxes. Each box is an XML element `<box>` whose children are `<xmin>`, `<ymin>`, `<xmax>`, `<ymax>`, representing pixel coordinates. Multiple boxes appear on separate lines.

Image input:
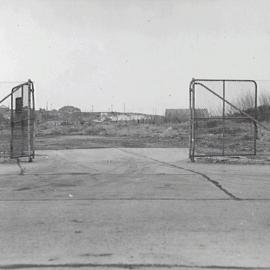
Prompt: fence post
<box><xmin>27</xmin><ymin>80</ymin><xmax>32</xmax><ymax>162</ymax></box>
<box><xmin>189</xmin><ymin>79</ymin><xmax>195</xmax><ymax>162</ymax></box>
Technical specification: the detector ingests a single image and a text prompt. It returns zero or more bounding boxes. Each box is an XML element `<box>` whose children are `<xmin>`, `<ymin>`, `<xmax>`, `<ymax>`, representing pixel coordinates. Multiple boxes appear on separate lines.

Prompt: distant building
<box><xmin>194</xmin><ymin>108</ymin><xmax>209</xmax><ymax>118</ymax></box>
<box><xmin>59</xmin><ymin>106</ymin><xmax>81</xmax><ymax>114</ymax></box>
<box><xmin>99</xmin><ymin>112</ymin><xmax>152</xmax><ymax>122</ymax></box>
<box><xmin>165</xmin><ymin>108</ymin><xmax>209</xmax><ymax>122</ymax></box>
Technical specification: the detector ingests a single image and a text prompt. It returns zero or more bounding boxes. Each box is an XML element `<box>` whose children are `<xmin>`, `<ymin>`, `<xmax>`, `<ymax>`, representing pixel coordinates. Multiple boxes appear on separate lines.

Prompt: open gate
<box><xmin>189</xmin><ymin>79</ymin><xmax>258</xmax><ymax>162</ymax></box>
<box><xmin>0</xmin><ymin>80</ymin><xmax>35</xmax><ymax>161</ymax></box>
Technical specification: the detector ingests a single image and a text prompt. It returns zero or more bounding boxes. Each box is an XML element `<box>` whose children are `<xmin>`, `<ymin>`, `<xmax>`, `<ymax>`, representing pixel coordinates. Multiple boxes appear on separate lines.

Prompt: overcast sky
<box><xmin>1</xmin><ymin>0</ymin><xmax>270</xmax><ymax>114</ymax></box>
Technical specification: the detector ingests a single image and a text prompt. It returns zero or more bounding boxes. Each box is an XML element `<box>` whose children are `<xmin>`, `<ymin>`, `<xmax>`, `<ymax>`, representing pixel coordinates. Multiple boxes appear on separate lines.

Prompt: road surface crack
<box><xmin>118</xmin><ymin>149</ymin><xmax>240</xmax><ymax>201</ymax></box>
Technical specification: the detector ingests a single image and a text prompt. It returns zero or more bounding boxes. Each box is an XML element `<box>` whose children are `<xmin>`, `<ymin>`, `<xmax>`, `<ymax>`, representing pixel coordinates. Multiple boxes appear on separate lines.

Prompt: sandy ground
<box><xmin>0</xmin><ymin>148</ymin><xmax>270</xmax><ymax>269</ymax></box>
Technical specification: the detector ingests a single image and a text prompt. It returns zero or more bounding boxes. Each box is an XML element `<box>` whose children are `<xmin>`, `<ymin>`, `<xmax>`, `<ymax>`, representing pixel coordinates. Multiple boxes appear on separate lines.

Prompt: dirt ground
<box><xmin>34</xmin><ymin>121</ymin><xmax>270</xmax><ymax>155</ymax></box>
<box><xmin>35</xmin><ymin>122</ymin><xmax>189</xmax><ymax>150</ymax></box>
<box><xmin>0</xmin><ymin>148</ymin><xmax>270</xmax><ymax>269</ymax></box>
<box><xmin>35</xmin><ymin>134</ymin><xmax>187</xmax><ymax>149</ymax></box>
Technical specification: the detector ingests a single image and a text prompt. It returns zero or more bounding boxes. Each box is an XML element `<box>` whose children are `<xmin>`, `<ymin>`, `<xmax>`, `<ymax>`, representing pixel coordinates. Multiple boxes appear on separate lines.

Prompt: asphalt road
<box><xmin>0</xmin><ymin>148</ymin><xmax>270</xmax><ymax>269</ymax></box>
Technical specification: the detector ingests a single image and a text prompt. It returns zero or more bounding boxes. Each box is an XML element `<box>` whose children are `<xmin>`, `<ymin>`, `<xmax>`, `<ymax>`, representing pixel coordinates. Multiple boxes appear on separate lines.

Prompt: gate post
<box><xmin>10</xmin><ymin>89</ymin><xmax>14</xmax><ymax>158</ymax></box>
<box><xmin>189</xmin><ymin>79</ymin><xmax>195</xmax><ymax>162</ymax></box>
<box><xmin>27</xmin><ymin>80</ymin><xmax>32</xmax><ymax>162</ymax></box>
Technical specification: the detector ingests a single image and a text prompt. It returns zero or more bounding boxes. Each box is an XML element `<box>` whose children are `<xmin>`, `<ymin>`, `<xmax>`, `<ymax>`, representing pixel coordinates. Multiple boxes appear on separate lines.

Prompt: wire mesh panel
<box><xmin>189</xmin><ymin>79</ymin><xmax>257</xmax><ymax>161</ymax></box>
<box><xmin>0</xmin><ymin>80</ymin><xmax>35</xmax><ymax>161</ymax></box>
<box><xmin>11</xmin><ymin>81</ymin><xmax>35</xmax><ymax>160</ymax></box>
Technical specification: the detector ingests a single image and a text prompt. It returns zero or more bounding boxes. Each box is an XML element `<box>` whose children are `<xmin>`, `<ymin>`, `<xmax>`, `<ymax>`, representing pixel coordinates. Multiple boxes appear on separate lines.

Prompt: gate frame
<box><xmin>189</xmin><ymin>78</ymin><xmax>258</xmax><ymax>162</ymax></box>
<box><xmin>10</xmin><ymin>79</ymin><xmax>35</xmax><ymax>161</ymax></box>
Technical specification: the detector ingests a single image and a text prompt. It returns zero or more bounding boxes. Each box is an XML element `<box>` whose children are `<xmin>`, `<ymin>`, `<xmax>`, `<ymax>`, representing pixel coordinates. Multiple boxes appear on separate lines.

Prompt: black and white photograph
<box><xmin>1</xmin><ymin>0</ymin><xmax>270</xmax><ymax>269</ymax></box>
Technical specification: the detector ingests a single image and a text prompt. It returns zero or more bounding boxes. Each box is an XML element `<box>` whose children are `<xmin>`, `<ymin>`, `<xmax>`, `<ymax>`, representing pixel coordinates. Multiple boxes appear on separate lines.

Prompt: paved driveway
<box><xmin>0</xmin><ymin>148</ymin><xmax>270</xmax><ymax>269</ymax></box>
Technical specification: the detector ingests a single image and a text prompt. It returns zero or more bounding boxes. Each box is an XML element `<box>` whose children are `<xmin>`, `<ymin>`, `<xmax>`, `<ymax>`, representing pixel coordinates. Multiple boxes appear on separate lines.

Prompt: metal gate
<box><xmin>0</xmin><ymin>80</ymin><xmax>35</xmax><ymax>161</ymax></box>
<box><xmin>189</xmin><ymin>79</ymin><xmax>258</xmax><ymax>161</ymax></box>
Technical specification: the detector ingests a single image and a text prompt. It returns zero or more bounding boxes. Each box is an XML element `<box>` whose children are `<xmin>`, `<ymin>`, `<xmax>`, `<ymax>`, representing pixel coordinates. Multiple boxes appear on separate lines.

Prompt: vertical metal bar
<box><xmin>30</xmin><ymin>80</ymin><xmax>35</xmax><ymax>159</ymax></box>
<box><xmin>189</xmin><ymin>82</ymin><xmax>192</xmax><ymax>160</ymax></box>
<box><xmin>191</xmin><ymin>82</ymin><xmax>196</xmax><ymax>161</ymax></box>
<box><xmin>27</xmin><ymin>82</ymin><xmax>32</xmax><ymax>161</ymax></box>
<box><xmin>21</xmin><ymin>86</ymin><xmax>24</xmax><ymax>157</ymax></box>
<box><xmin>222</xmin><ymin>80</ymin><xmax>225</xmax><ymax>156</ymax></box>
<box><xmin>254</xmin><ymin>81</ymin><xmax>258</xmax><ymax>155</ymax></box>
<box><xmin>10</xmin><ymin>90</ymin><xmax>14</xmax><ymax>158</ymax></box>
